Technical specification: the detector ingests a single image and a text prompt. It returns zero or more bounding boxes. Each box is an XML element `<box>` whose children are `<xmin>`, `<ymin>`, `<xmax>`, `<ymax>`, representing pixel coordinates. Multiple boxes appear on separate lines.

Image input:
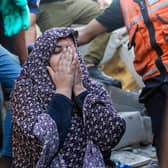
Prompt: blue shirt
<box><xmin>28</xmin><ymin>0</ymin><xmax>40</xmax><ymax>14</ymax></box>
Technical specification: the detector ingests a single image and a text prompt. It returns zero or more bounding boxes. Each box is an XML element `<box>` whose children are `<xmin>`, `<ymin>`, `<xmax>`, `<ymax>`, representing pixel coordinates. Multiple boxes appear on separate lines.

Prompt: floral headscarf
<box><xmin>11</xmin><ymin>28</ymin><xmax>126</xmax><ymax>167</ymax></box>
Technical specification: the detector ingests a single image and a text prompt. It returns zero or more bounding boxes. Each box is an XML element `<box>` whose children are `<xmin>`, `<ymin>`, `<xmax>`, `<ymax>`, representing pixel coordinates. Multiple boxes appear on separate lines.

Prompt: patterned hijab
<box><xmin>11</xmin><ymin>28</ymin><xmax>125</xmax><ymax>167</ymax></box>
<box><xmin>11</xmin><ymin>27</ymin><xmax>91</xmax><ymax>134</ymax></box>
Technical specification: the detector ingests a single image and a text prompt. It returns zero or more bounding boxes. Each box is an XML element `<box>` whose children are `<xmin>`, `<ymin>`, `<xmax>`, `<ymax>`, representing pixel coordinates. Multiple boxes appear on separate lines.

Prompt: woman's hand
<box><xmin>73</xmin><ymin>55</ymin><xmax>86</xmax><ymax>96</ymax></box>
<box><xmin>47</xmin><ymin>47</ymin><xmax>76</xmax><ymax>99</ymax></box>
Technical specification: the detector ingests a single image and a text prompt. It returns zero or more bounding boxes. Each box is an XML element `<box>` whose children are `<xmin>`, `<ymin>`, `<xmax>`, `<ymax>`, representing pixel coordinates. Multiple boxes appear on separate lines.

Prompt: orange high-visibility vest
<box><xmin>120</xmin><ymin>0</ymin><xmax>168</xmax><ymax>81</ymax></box>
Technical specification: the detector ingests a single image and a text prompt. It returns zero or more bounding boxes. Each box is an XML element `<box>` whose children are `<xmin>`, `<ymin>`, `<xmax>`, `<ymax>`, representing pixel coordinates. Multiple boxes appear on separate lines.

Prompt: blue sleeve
<box><xmin>48</xmin><ymin>93</ymin><xmax>72</xmax><ymax>148</ymax></box>
<box><xmin>96</xmin><ymin>0</ymin><xmax>125</xmax><ymax>32</ymax></box>
<box><xmin>28</xmin><ymin>0</ymin><xmax>40</xmax><ymax>14</ymax></box>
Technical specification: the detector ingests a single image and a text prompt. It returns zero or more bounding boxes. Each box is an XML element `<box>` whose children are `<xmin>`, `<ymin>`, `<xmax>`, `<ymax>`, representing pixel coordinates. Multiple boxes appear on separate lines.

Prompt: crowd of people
<box><xmin>0</xmin><ymin>0</ymin><xmax>168</xmax><ymax>168</ymax></box>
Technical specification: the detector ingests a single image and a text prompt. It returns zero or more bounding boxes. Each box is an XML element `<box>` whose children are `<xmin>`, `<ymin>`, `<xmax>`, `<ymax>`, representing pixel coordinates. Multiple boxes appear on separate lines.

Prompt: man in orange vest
<box><xmin>78</xmin><ymin>0</ymin><xmax>168</xmax><ymax>166</ymax></box>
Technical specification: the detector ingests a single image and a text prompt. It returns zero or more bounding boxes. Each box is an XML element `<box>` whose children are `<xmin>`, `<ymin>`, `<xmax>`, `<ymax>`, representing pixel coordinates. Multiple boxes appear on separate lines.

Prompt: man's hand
<box><xmin>77</xmin><ymin>19</ymin><xmax>108</xmax><ymax>46</ymax></box>
<box><xmin>97</xmin><ymin>0</ymin><xmax>109</xmax><ymax>9</ymax></box>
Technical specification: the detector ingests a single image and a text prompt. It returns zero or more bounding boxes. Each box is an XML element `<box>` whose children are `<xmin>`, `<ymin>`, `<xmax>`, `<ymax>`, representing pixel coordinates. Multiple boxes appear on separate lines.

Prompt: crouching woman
<box><xmin>10</xmin><ymin>28</ymin><xmax>126</xmax><ymax>167</ymax></box>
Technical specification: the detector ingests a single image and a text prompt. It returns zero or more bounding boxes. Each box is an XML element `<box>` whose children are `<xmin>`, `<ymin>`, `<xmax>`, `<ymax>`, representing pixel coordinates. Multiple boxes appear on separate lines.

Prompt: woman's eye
<box><xmin>53</xmin><ymin>46</ymin><xmax>62</xmax><ymax>54</ymax></box>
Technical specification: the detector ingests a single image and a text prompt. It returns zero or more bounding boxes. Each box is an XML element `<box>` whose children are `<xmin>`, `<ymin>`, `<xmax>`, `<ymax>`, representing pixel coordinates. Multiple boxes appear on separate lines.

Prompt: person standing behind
<box><xmin>78</xmin><ymin>0</ymin><xmax>168</xmax><ymax>167</ymax></box>
<box><xmin>0</xmin><ymin>0</ymin><xmax>30</xmax><ymax>167</ymax></box>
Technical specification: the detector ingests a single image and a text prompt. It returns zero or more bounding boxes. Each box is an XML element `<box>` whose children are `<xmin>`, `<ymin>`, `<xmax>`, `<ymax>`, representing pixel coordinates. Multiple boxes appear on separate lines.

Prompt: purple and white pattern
<box><xmin>10</xmin><ymin>28</ymin><xmax>126</xmax><ymax>168</ymax></box>
<box><xmin>83</xmin><ymin>140</ymin><xmax>105</xmax><ymax>168</ymax></box>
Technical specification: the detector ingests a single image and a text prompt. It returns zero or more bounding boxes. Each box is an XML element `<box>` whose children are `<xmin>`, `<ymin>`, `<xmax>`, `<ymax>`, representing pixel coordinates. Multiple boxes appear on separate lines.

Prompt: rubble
<box><xmin>104</xmin><ymin>85</ymin><xmax>156</xmax><ymax>168</ymax></box>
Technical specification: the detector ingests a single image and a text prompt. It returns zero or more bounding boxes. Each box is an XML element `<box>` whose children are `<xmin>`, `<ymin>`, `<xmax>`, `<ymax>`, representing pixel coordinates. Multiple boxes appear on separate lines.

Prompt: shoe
<box><xmin>0</xmin><ymin>156</ymin><xmax>12</xmax><ymax>168</ymax></box>
<box><xmin>87</xmin><ymin>66</ymin><xmax>122</xmax><ymax>88</ymax></box>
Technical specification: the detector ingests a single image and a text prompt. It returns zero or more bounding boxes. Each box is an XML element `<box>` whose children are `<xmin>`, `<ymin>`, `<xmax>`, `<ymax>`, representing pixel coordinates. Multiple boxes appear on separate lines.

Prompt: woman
<box><xmin>10</xmin><ymin>28</ymin><xmax>126</xmax><ymax>167</ymax></box>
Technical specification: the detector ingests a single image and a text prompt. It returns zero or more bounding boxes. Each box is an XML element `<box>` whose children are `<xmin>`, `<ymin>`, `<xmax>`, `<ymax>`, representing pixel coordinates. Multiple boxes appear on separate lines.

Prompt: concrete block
<box><xmin>115</xmin><ymin>112</ymin><xmax>152</xmax><ymax>149</ymax></box>
<box><xmin>142</xmin><ymin>116</ymin><xmax>153</xmax><ymax>145</ymax></box>
<box><xmin>104</xmin><ymin>85</ymin><xmax>144</xmax><ymax>112</ymax></box>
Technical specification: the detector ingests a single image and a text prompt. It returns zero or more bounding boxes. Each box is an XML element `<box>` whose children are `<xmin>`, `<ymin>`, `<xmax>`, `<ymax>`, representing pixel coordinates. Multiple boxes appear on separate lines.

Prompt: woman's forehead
<box><xmin>57</xmin><ymin>37</ymin><xmax>74</xmax><ymax>46</ymax></box>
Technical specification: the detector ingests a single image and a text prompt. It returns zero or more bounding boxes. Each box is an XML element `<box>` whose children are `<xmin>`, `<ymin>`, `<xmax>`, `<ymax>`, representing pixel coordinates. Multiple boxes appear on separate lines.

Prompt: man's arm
<box><xmin>26</xmin><ymin>0</ymin><xmax>40</xmax><ymax>44</ymax></box>
<box><xmin>26</xmin><ymin>13</ymin><xmax>37</xmax><ymax>44</ymax></box>
<box><xmin>77</xmin><ymin>19</ymin><xmax>108</xmax><ymax>46</ymax></box>
<box><xmin>12</xmin><ymin>29</ymin><xmax>28</xmax><ymax>65</ymax></box>
<box><xmin>78</xmin><ymin>0</ymin><xmax>124</xmax><ymax>46</ymax></box>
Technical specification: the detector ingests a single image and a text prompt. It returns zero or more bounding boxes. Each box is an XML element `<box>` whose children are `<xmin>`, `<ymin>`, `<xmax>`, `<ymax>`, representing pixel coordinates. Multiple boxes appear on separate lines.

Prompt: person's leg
<box><xmin>161</xmin><ymin>87</ymin><xmax>168</xmax><ymax>168</ymax></box>
<box><xmin>37</xmin><ymin>0</ymin><xmax>74</xmax><ymax>31</ymax></box>
<box><xmin>0</xmin><ymin>46</ymin><xmax>21</xmax><ymax>167</ymax></box>
<box><xmin>84</xmin><ymin>33</ymin><xmax>110</xmax><ymax>66</ymax></box>
<box><xmin>144</xmin><ymin>86</ymin><xmax>167</xmax><ymax>164</ymax></box>
<box><xmin>68</xmin><ymin>0</ymin><xmax>121</xmax><ymax>87</ymax></box>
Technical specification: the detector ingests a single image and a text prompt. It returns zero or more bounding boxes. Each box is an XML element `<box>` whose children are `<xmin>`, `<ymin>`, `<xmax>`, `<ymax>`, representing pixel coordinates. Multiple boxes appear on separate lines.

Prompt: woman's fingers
<box><xmin>58</xmin><ymin>47</ymin><xmax>70</xmax><ymax>72</ymax></box>
<box><xmin>71</xmin><ymin>53</ymin><xmax>77</xmax><ymax>72</ymax></box>
<box><xmin>68</xmin><ymin>47</ymin><xmax>74</xmax><ymax>63</ymax></box>
<box><xmin>48</xmin><ymin>46</ymin><xmax>80</xmax><ymax>90</ymax></box>
<box><xmin>58</xmin><ymin>47</ymin><xmax>77</xmax><ymax>73</ymax></box>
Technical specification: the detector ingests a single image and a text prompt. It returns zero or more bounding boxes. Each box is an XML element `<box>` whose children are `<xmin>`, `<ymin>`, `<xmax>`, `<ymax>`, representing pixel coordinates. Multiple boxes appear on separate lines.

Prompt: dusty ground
<box><xmin>103</xmin><ymin>53</ymin><xmax>140</xmax><ymax>91</ymax></box>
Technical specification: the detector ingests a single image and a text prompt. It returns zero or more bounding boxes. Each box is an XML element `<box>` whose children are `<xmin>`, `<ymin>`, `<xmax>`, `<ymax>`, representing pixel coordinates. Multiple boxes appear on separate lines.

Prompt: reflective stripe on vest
<box><xmin>123</xmin><ymin>1</ymin><xmax>168</xmax><ymax>30</ymax></box>
<box><xmin>120</xmin><ymin>0</ymin><xmax>168</xmax><ymax>80</ymax></box>
<box><xmin>143</xmin><ymin>62</ymin><xmax>168</xmax><ymax>79</ymax></box>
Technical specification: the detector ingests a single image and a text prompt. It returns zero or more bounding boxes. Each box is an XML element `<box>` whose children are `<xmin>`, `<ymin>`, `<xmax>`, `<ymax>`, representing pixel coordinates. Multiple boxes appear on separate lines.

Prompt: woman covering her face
<box><xmin>10</xmin><ymin>28</ymin><xmax>126</xmax><ymax>167</ymax></box>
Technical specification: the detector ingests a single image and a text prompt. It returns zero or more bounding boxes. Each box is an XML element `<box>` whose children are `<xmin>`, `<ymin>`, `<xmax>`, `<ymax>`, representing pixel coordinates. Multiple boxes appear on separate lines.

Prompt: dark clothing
<box><xmin>0</xmin><ymin>12</ymin><xmax>2</xmax><ymax>28</ymax></box>
<box><xmin>74</xmin><ymin>90</ymin><xmax>88</xmax><ymax>110</ymax></box>
<box><xmin>48</xmin><ymin>94</ymin><xmax>72</xmax><ymax>148</ymax></box>
<box><xmin>41</xmin><ymin>0</ymin><xmax>65</xmax><ymax>3</ymax></box>
<box><xmin>0</xmin><ymin>30</ymin><xmax>15</xmax><ymax>54</ymax></box>
<box><xmin>48</xmin><ymin>91</ymin><xmax>88</xmax><ymax>148</ymax></box>
<box><xmin>96</xmin><ymin>0</ymin><xmax>124</xmax><ymax>32</ymax></box>
<box><xmin>0</xmin><ymin>14</ymin><xmax>15</xmax><ymax>53</ymax></box>
<box><xmin>144</xmin><ymin>83</ymin><xmax>168</xmax><ymax>160</ymax></box>
<box><xmin>140</xmin><ymin>74</ymin><xmax>168</xmax><ymax>160</ymax></box>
